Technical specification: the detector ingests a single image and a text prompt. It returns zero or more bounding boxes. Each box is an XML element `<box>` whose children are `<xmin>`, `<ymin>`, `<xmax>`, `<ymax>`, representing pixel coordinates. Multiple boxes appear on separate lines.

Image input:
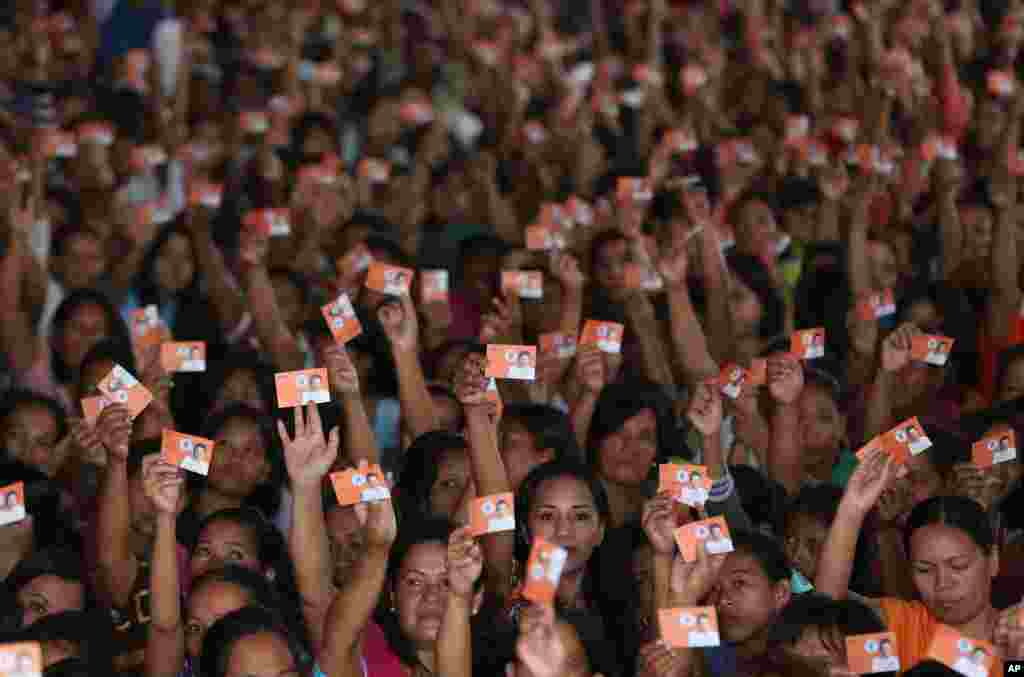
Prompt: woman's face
<box><xmin>593</xmin><ymin>237</ymin><xmax>629</xmax><ymax>298</ymax></box>
<box><xmin>185</xmin><ymin>580</ymin><xmax>251</xmax><ymax>658</ymax></box>
<box><xmin>960</xmin><ymin>206</ymin><xmax>994</xmax><ymax>260</ymax></box>
<box><xmin>500</xmin><ymin>419</ymin><xmax>554</xmax><ymax>491</ymax></box>
<box><xmin>727</xmin><ymin>277</ymin><xmax>763</xmax><ymax>340</ymax></box>
<box><xmin>190</xmin><ymin>519</ymin><xmax>262</xmax><ymax>579</ymax></box>
<box><xmin>215</xmin><ymin>369</ymin><xmax>267</xmax><ymax>413</ymax></box>
<box><xmin>327</xmin><ymin>504</ymin><xmax>365</xmax><ymax>587</ymax></box>
<box><xmin>209</xmin><ymin>417</ymin><xmax>271</xmax><ymax>499</ymax></box>
<box><xmin>867</xmin><ymin>240</ymin><xmax>899</xmax><ymax>291</ymax></box>
<box><xmin>796</xmin><ymin>385</ymin><xmax>844</xmax><ymax>481</ymax></box>
<box><xmin>2</xmin><ymin>404</ymin><xmax>62</xmax><ymax>477</ymax></box>
<box><xmin>301</xmin><ymin>126</ymin><xmax>334</xmax><ymax>158</ymax></box>
<box><xmin>909</xmin><ymin>523</ymin><xmax>998</xmax><ymax>627</ymax></box>
<box><xmin>527</xmin><ymin>476</ymin><xmax>606</xmax><ymax>576</ymax></box>
<box><xmin>225</xmin><ymin>631</ymin><xmax>300</xmax><ymax>677</ymax></box>
<box><xmin>153</xmin><ymin>232</ymin><xmax>196</xmax><ymax>293</ymax></box>
<box><xmin>710</xmin><ymin>551</ymin><xmax>789</xmax><ymax>645</ymax></box>
<box><xmin>997</xmin><ymin>356</ymin><xmax>1024</xmax><ymax>403</ymax></box>
<box><xmin>735</xmin><ymin>199</ymin><xmax>778</xmax><ymax>257</ymax></box>
<box><xmin>596</xmin><ymin>409</ymin><xmax>658</xmax><ymax>487</ymax></box>
<box><xmin>57</xmin><ymin>303</ymin><xmax>109</xmax><ymax>375</ymax></box>
<box><xmin>394</xmin><ymin>540</ymin><xmax>453</xmax><ymax>647</ymax></box>
<box><xmin>783</xmin><ymin>513</ymin><xmax>828</xmax><ymax>582</ymax></box>
<box><xmin>429</xmin><ymin>448</ymin><xmax>473</xmax><ymax>521</ymax></box>
<box><xmin>17</xmin><ymin>574</ymin><xmax>85</xmax><ymax>628</ymax></box>
<box><xmin>56</xmin><ymin>232</ymin><xmax>107</xmax><ymax>291</ymax></box>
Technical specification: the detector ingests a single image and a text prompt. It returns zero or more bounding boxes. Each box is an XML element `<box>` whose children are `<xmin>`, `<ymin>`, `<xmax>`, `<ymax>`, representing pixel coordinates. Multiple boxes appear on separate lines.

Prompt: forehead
<box><xmin>908</xmin><ymin>523</ymin><xmax>980</xmax><ymax>559</ymax></box>
<box><xmin>400</xmin><ymin>541</ymin><xmax>448</xmax><ymax>573</ymax></box>
<box><xmin>534</xmin><ymin>475</ymin><xmax>596</xmax><ymax>507</ymax></box>
<box><xmin>200</xmin><ymin>518</ymin><xmax>257</xmax><ymax>546</ymax></box>
<box><xmin>720</xmin><ymin>551</ymin><xmax>769</xmax><ymax>581</ymax></box>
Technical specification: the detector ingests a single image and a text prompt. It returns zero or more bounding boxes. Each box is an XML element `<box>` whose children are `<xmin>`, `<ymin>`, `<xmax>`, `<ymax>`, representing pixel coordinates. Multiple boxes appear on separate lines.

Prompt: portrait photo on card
<box><xmin>471</xmin><ymin>492</ymin><xmax>516</xmax><ymax>536</ymax></box>
<box><xmin>846</xmin><ymin>633</ymin><xmax>900</xmax><ymax>674</ymax></box>
<box><xmin>486</xmin><ymin>345</ymin><xmax>537</xmax><ymax>381</ymax></box>
<box><xmin>0</xmin><ymin>641</ymin><xmax>42</xmax><ymax>677</ymax></box>
<box><xmin>0</xmin><ymin>482</ymin><xmax>26</xmax><ymax>527</ymax></box>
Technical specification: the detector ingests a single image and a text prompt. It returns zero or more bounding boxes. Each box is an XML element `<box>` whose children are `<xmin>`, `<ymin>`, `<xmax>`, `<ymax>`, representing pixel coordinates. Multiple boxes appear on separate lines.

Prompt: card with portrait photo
<box><xmin>501</xmin><ymin>271</ymin><xmax>544</xmax><ymax>300</ymax></box>
<box><xmin>926</xmin><ymin>624</ymin><xmax>996</xmax><ymax>677</ymax></box>
<box><xmin>321</xmin><ymin>294</ymin><xmax>362</xmax><ymax>344</ymax></box>
<box><xmin>522</xmin><ymin>539</ymin><xmax>568</xmax><ymax>606</ymax></box>
<box><xmin>675</xmin><ymin>516</ymin><xmax>733</xmax><ymax>562</ymax></box>
<box><xmin>659</xmin><ymin>464</ymin><xmax>712</xmax><ymax>508</ymax></box>
<box><xmin>420</xmin><ymin>270</ymin><xmax>449</xmax><ymax>304</ymax></box>
<box><xmin>81</xmin><ymin>395</ymin><xmax>113</xmax><ymax>427</ymax></box>
<box><xmin>884</xmin><ymin>416</ymin><xmax>932</xmax><ymax>457</ymax></box>
<box><xmin>485</xmin><ymin>345</ymin><xmax>538</xmax><ymax>381</ymax></box>
<box><xmin>130</xmin><ymin>305</ymin><xmax>171</xmax><ymax>351</ymax></box>
<box><xmin>161</xmin><ymin>430</ymin><xmax>214</xmax><ymax>476</ymax></box>
<box><xmin>243</xmin><ymin>208</ymin><xmax>291</xmax><ymax>237</ymax></box>
<box><xmin>470</xmin><ymin>492</ymin><xmax>516</xmax><ymax>536</ymax></box>
<box><xmin>718</xmin><ymin>363</ymin><xmax>749</xmax><ymax>400</ymax></box>
<box><xmin>337</xmin><ymin>244</ymin><xmax>373</xmax><ymax>279</ymax></box>
<box><xmin>791</xmin><ymin>328</ymin><xmax>826</xmax><ymax>360</ymax></box>
<box><xmin>539</xmin><ymin>332</ymin><xmax>577</xmax><ymax>360</ymax></box>
<box><xmin>659</xmin><ymin>607</ymin><xmax>720</xmax><ymax>648</ymax></box>
<box><xmin>911</xmin><ymin>335</ymin><xmax>955</xmax><ymax>367</ymax></box>
<box><xmin>188</xmin><ymin>181</ymin><xmax>223</xmax><ymax>209</ymax></box>
<box><xmin>365</xmin><ymin>262</ymin><xmax>414</xmax><ymax>296</ymax></box>
<box><xmin>97</xmin><ymin>365</ymin><xmax>153</xmax><ymax>420</ymax></box>
<box><xmin>846</xmin><ymin>632</ymin><xmax>900</xmax><ymax>675</ymax></box>
<box><xmin>0</xmin><ymin>640</ymin><xmax>42</xmax><ymax>677</ymax></box>
<box><xmin>579</xmin><ymin>320</ymin><xmax>624</xmax><ymax>354</ymax></box>
<box><xmin>275</xmin><ymin>368</ymin><xmax>331</xmax><ymax>408</ymax></box>
<box><xmin>329</xmin><ymin>461</ymin><xmax>390</xmax><ymax>506</ymax></box>
<box><xmin>0</xmin><ymin>482</ymin><xmax>26</xmax><ymax>527</ymax></box>
<box><xmin>972</xmin><ymin>428</ymin><xmax>1017</xmax><ymax>468</ymax></box>
<box><xmin>160</xmin><ymin>341</ymin><xmax>206</xmax><ymax>373</ymax></box>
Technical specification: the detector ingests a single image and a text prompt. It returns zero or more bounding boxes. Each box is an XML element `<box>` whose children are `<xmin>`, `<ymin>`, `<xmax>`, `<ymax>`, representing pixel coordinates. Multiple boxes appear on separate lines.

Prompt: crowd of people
<box><xmin>3</xmin><ymin>0</ymin><xmax>1024</xmax><ymax>675</ymax></box>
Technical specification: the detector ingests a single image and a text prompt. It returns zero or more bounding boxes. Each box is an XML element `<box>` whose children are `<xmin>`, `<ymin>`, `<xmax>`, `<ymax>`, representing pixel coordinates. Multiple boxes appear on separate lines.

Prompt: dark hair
<box><xmin>290</xmin><ymin>112</ymin><xmax>339</xmax><ymax>156</ymax></box>
<box><xmin>5</xmin><ymin>547</ymin><xmax>93</xmax><ymax>620</ymax></box>
<box><xmin>586</xmin><ymin>381</ymin><xmax>677</xmax><ymax>471</ymax></box>
<box><xmin>132</xmin><ymin>223</ymin><xmax>201</xmax><ymax>308</ymax></box>
<box><xmin>502</xmin><ymin>403</ymin><xmax>582</xmax><ymax>464</ymax></box>
<box><xmin>995</xmin><ymin>344</ymin><xmax>1024</xmax><ymax>399</ymax></box>
<box><xmin>395</xmin><ymin>432</ymin><xmax>468</xmax><ymax>520</ymax></box>
<box><xmin>425</xmin><ymin>384</ymin><xmax>464</xmax><ymax>432</ymax></box>
<box><xmin>198</xmin><ymin>405</ymin><xmax>284</xmax><ymax>520</ymax></box>
<box><xmin>731</xmin><ymin>465</ymin><xmax>789</xmax><ymax>534</ymax></box>
<box><xmin>725</xmin><ymin>252</ymin><xmax>785</xmax><ymax>341</ymax></box>
<box><xmin>365</xmin><ymin>235</ymin><xmax>413</xmax><ymax>269</ymax></box>
<box><xmin>49</xmin><ymin>224</ymin><xmax>96</xmax><ymax>259</ymax></box>
<box><xmin>588</xmin><ymin>228</ymin><xmax>629</xmax><ymax>277</ymax></box>
<box><xmin>199</xmin><ymin>606</ymin><xmax>310</xmax><ymax>677</ymax></box>
<box><xmin>126</xmin><ymin>438</ymin><xmax>161</xmax><ymax>479</ymax></box>
<box><xmin>730</xmin><ymin>529</ymin><xmax>793</xmax><ymax>583</ymax></box>
<box><xmin>457</xmin><ymin>234</ymin><xmax>509</xmax><ymax>273</ymax></box>
<box><xmin>904</xmin><ymin>496</ymin><xmax>995</xmax><ymax>557</ymax></box>
<box><xmin>267</xmin><ymin>267</ymin><xmax>312</xmax><ymax>311</ymax></box>
<box><xmin>203</xmin><ymin>349</ymin><xmax>276</xmax><ymax>414</ymax></box>
<box><xmin>0</xmin><ymin>389</ymin><xmax>69</xmax><ymax>445</ymax></box>
<box><xmin>79</xmin><ymin>338</ymin><xmax>137</xmax><ymax>390</ymax></box>
<box><xmin>49</xmin><ymin>289</ymin><xmax>131</xmax><ymax>385</ymax></box>
<box><xmin>0</xmin><ymin>460</ymin><xmax>77</xmax><ymax>552</ymax></box>
<box><xmin>767</xmin><ymin>593</ymin><xmax>886</xmax><ymax>650</ymax></box>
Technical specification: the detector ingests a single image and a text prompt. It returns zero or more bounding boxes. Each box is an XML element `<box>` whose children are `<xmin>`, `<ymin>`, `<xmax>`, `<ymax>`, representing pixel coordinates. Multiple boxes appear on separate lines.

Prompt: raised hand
<box><xmin>841</xmin><ymin>447</ymin><xmax>895</xmax><ymax>517</ymax></box>
<box><xmin>549</xmin><ymin>252</ymin><xmax>585</xmax><ymax>293</ymax></box>
<box><xmin>767</xmin><ymin>354</ymin><xmax>804</xmax><ymax>405</ymax></box>
<box><xmin>276</xmin><ymin>403</ymin><xmax>339</xmax><ymax>490</ymax></box>
<box><xmin>453</xmin><ymin>352</ymin><xmax>489</xmax><ymax>408</ymax></box>
<box><xmin>638</xmin><ymin>640</ymin><xmax>688</xmax><ymax>677</ymax></box>
<box><xmin>657</xmin><ymin>242</ymin><xmax>690</xmax><ymax>289</ymax></box>
<box><xmin>95</xmin><ymin>404</ymin><xmax>133</xmax><ymax>463</ymax></box>
<box><xmin>360</xmin><ymin>485</ymin><xmax>398</xmax><ymax>550</ymax></box>
<box><xmin>880</xmin><ymin>323</ymin><xmax>919</xmax><ymax>373</ymax></box>
<box><xmin>687</xmin><ymin>380</ymin><xmax>723</xmax><ymax>437</ymax></box>
<box><xmin>447</xmin><ymin>526</ymin><xmax>484</xmax><ymax>598</ymax></box>
<box><xmin>642</xmin><ymin>493</ymin><xmax>678</xmax><ymax>556</ymax></box>
<box><xmin>324</xmin><ymin>345</ymin><xmax>360</xmax><ymax>396</ymax></box>
<box><xmin>670</xmin><ymin>539</ymin><xmax>727</xmax><ymax>606</ymax></box>
<box><xmin>517</xmin><ymin>605</ymin><xmax>569</xmax><ymax>677</ymax></box>
<box><xmin>142</xmin><ymin>456</ymin><xmax>186</xmax><ymax>516</ymax></box>
<box><xmin>478</xmin><ymin>295</ymin><xmax>518</xmax><ymax>344</ymax></box>
<box><xmin>572</xmin><ymin>344</ymin><xmax>606</xmax><ymax>396</ymax></box>
<box><xmin>994</xmin><ymin>602</ymin><xmax>1024</xmax><ymax>660</ymax></box>
<box><xmin>70</xmin><ymin>418</ymin><xmax>106</xmax><ymax>466</ymax></box>
<box><xmin>378</xmin><ymin>293</ymin><xmax>420</xmax><ymax>353</ymax></box>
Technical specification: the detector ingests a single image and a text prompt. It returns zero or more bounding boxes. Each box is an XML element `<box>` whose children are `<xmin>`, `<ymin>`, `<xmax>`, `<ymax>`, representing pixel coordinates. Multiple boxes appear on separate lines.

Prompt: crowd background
<box><xmin>2</xmin><ymin>0</ymin><xmax>1024</xmax><ymax>675</ymax></box>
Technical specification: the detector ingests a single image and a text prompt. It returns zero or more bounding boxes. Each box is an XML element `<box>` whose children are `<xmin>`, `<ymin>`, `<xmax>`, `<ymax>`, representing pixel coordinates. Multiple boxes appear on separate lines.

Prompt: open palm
<box><xmin>277</xmin><ymin>403</ymin><xmax>339</xmax><ymax>490</ymax></box>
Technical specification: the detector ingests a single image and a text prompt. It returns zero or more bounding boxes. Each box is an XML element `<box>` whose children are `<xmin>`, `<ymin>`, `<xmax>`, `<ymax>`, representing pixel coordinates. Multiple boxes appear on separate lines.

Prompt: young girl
<box><xmin>200</xmin><ymin>605</ymin><xmax>313</xmax><ymax>677</ymax></box>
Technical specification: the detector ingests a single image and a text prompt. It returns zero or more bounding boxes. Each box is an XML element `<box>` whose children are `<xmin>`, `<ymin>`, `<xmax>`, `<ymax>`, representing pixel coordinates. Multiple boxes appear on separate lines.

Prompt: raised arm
<box><xmin>145</xmin><ymin>456</ymin><xmax>188</xmax><ymax>677</ymax></box>
<box><xmin>324</xmin><ymin>345</ymin><xmax>379</xmax><ymax>467</ymax></box>
<box><xmin>321</xmin><ymin>496</ymin><xmax>397</xmax><ymax>677</ymax></box>
<box><xmin>280</xmin><ymin>403</ymin><xmax>340</xmax><ymax>652</ymax></box>
<box><xmin>92</xmin><ymin>404</ymin><xmax>140</xmax><ymax>608</ymax></box>
<box><xmin>239</xmin><ymin>230</ymin><xmax>305</xmax><ymax>371</ymax></box>
<box><xmin>765</xmin><ymin>354</ymin><xmax>805</xmax><ymax>496</ymax></box>
<box><xmin>0</xmin><ymin>228</ymin><xmax>39</xmax><ymax>373</ymax></box>
<box><xmin>184</xmin><ymin>206</ymin><xmax>248</xmax><ymax>334</ymax></box>
<box><xmin>438</xmin><ymin>527</ymin><xmax>482</xmax><ymax>677</ymax></box>
<box><xmin>378</xmin><ymin>293</ymin><xmax>439</xmax><ymax>440</ymax></box>
<box><xmin>987</xmin><ymin>111</ymin><xmax>1022</xmax><ymax>342</ymax></box>
<box><xmin>864</xmin><ymin>323</ymin><xmax>919</xmax><ymax>441</ymax></box>
<box><xmin>567</xmin><ymin>345</ymin><xmax>606</xmax><ymax>451</ymax></box>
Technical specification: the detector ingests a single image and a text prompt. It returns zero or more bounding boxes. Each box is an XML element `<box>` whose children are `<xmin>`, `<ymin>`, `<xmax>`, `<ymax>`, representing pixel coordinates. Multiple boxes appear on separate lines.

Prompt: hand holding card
<box><xmin>275</xmin><ymin>369</ymin><xmax>331</xmax><ymax>408</ymax></box>
<box><xmin>161</xmin><ymin>430</ymin><xmax>215</xmax><ymax>476</ymax></box>
<box><xmin>522</xmin><ymin>539</ymin><xmax>568</xmax><ymax>605</ymax></box>
<box><xmin>501</xmin><ymin>271</ymin><xmax>544</xmax><ymax>300</ymax></box>
<box><xmin>580</xmin><ymin>320</ymin><xmax>624</xmax><ymax>354</ymax></box>
<box><xmin>791</xmin><ymin>328</ymin><xmax>826</xmax><ymax>360</ymax></box>
<box><xmin>366</xmin><ymin>262</ymin><xmax>414</xmax><ymax>296</ymax></box>
<box><xmin>927</xmin><ymin>624</ymin><xmax>996</xmax><ymax>677</ymax></box>
<box><xmin>659</xmin><ymin>607</ymin><xmax>721</xmax><ymax>648</ymax></box>
<box><xmin>330</xmin><ymin>461</ymin><xmax>391</xmax><ymax>506</ymax></box>
<box><xmin>675</xmin><ymin>516</ymin><xmax>733</xmax><ymax>562</ymax></box>
<box><xmin>97</xmin><ymin>364</ymin><xmax>153</xmax><ymax>420</ymax></box>
<box><xmin>161</xmin><ymin>342</ymin><xmax>206</xmax><ymax>373</ymax></box>
<box><xmin>0</xmin><ymin>482</ymin><xmax>26</xmax><ymax>526</ymax></box>
<box><xmin>470</xmin><ymin>492</ymin><xmax>516</xmax><ymax>536</ymax></box>
<box><xmin>659</xmin><ymin>464</ymin><xmax>711</xmax><ymax>508</ymax></box>
<box><xmin>972</xmin><ymin>428</ymin><xmax>1017</xmax><ymax>467</ymax></box>
<box><xmin>321</xmin><ymin>294</ymin><xmax>362</xmax><ymax>344</ymax></box>
<box><xmin>486</xmin><ymin>345</ymin><xmax>538</xmax><ymax>381</ymax></box>
<box><xmin>911</xmin><ymin>335</ymin><xmax>954</xmax><ymax>366</ymax></box>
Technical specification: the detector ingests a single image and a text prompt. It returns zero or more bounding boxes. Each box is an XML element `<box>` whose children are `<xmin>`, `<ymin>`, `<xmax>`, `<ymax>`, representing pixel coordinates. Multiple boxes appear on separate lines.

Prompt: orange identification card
<box><xmin>539</xmin><ymin>332</ymin><xmax>577</xmax><ymax>359</ymax></box>
<box><xmin>884</xmin><ymin>416</ymin><xmax>932</xmax><ymax>457</ymax></box>
<box><xmin>659</xmin><ymin>607</ymin><xmax>721</xmax><ymax>648</ymax></box>
<box><xmin>0</xmin><ymin>482</ymin><xmax>27</xmax><ymax>526</ymax></box>
<box><xmin>0</xmin><ymin>641</ymin><xmax>42</xmax><ymax>676</ymax></box>
<box><xmin>911</xmin><ymin>335</ymin><xmax>955</xmax><ymax>367</ymax></box>
<box><xmin>926</xmin><ymin>624</ymin><xmax>997</xmax><ymax>677</ymax></box>
<box><xmin>97</xmin><ymin>365</ymin><xmax>153</xmax><ymax>420</ymax></box>
<box><xmin>239</xmin><ymin>111</ymin><xmax>270</xmax><ymax>134</ymax></box>
<box><xmin>161</xmin><ymin>429</ymin><xmax>214</xmax><ymax>476</ymax></box>
<box><xmin>522</xmin><ymin>539</ymin><xmax>568</xmax><ymax>605</ymax></box>
<box><xmin>972</xmin><ymin>428</ymin><xmax>1017</xmax><ymax>468</ymax></box>
<box><xmin>244</xmin><ymin>208</ymin><xmax>291</xmax><ymax>237</ymax></box>
<box><xmin>275</xmin><ymin>368</ymin><xmax>331</xmax><ymax>408</ymax></box>
<box><xmin>719</xmin><ymin>363</ymin><xmax>749</xmax><ymax>400</ymax></box>
<box><xmin>77</xmin><ymin>121</ymin><xmax>115</xmax><ymax>146</ymax></box>
<box><xmin>623</xmin><ymin>262</ymin><xmax>663</xmax><ymax>292</ymax></box>
<box><xmin>675</xmin><ymin>516</ymin><xmax>733</xmax><ymax>562</ymax></box>
<box><xmin>358</xmin><ymin>157</ymin><xmax>391</xmax><ymax>183</ymax></box>
<box><xmin>616</xmin><ymin>177</ymin><xmax>653</xmax><ymax>205</ymax></box>
<box><xmin>659</xmin><ymin>464</ymin><xmax>711</xmax><ymax>508</ymax></box>
<box><xmin>485</xmin><ymin>345</ymin><xmax>538</xmax><ymax>381</ymax></box>
<box><xmin>846</xmin><ymin>632</ymin><xmax>900</xmax><ymax>674</ymax></box>
<box><xmin>501</xmin><ymin>271</ymin><xmax>544</xmax><ymax>300</ymax></box>
<box><xmin>81</xmin><ymin>395</ymin><xmax>113</xmax><ymax>426</ymax></box>
<box><xmin>525</xmin><ymin>224</ymin><xmax>566</xmax><ymax>250</ymax></box>
<box><xmin>470</xmin><ymin>492</ymin><xmax>516</xmax><ymax>536</ymax></box>
<box><xmin>189</xmin><ymin>181</ymin><xmax>223</xmax><ymax>209</ymax></box>
<box><xmin>338</xmin><ymin>243</ymin><xmax>373</xmax><ymax>277</ymax></box>
<box><xmin>988</xmin><ymin>70</ymin><xmax>1015</xmax><ymax>98</ymax></box>
<box><xmin>791</xmin><ymin>328</ymin><xmax>826</xmax><ymax>360</ymax></box>
<box><xmin>856</xmin><ymin>434</ymin><xmax>910</xmax><ymax>472</ymax></box>
<box><xmin>130</xmin><ymin>306</ymin><xmax>171</xmax><ymax>350</ymax></box>
<box><xmin>748</xmin><ymin>358</ymin><xmax>767</xmax><ymax>387</ymax></box>
<box><xmin>365</xmin><ymin>262</ymin><xmax>414</xmax><ymax>296</ymax></box>
<box><xmin>160</xmin><ymin>341</ymin><xmax>207</xmax><ymax>373</ymax></box>
<box><xmin>330</xmin><ymin>461</ymin><xmax>391</xmax><ymax>506</ymax></box>
<box><xmin>856</xmin><ymin>289</ymin><xmax>897</xmax><ymax>321</ymax></box>
<box><xmin>580</xmin><ymin>320</ymin><xmax>624</xmax><ymax>354</ymax></box>
<box><xmin>43</xmin><ymin>130</ymin><xmax>77</xmax><ymax>158</ymax></box>
<box><xmin>486</xmin><ymin>377</ymin><xmax>503</xmax><ymax>422</ymax></box>
<box><xmin>419</xmin><ymin>270</ymin><xmax>449</xmax><ymax>304</ymax></box>
<box><xmin>321</xmin><ymin>294</ymin><xmax>362</xmax><ymax>344</ymax></box>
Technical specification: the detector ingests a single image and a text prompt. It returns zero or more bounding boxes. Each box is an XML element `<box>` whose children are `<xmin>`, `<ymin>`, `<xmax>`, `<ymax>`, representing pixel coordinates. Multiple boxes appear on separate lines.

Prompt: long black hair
<box><xmin>199</xmin><ymin>605</ymin><xmax>311</xmax><ymax>677</ymax></box>
<box><xmin>49</xmin><ymin>289</ymin><xmax>131</xmax><ymax>385</ymax></box>
<box><xmin>395</xmin><ymin>431</ymin><xmax>468</xmax><ymax>521</ymax></box>
<box><xmin>586</xmin><ymin>380</ymin><xmax>678</xmax><ymax>470</ymax></box>
<box><xmin>904</xmin><ymin>495</ymin><xmax>995</xmax><ymax>557</ymax></box>
<box><xmin>132</xmin><ymin>222</ymin><xmax>201</xmax><ymax>309</ymax></box>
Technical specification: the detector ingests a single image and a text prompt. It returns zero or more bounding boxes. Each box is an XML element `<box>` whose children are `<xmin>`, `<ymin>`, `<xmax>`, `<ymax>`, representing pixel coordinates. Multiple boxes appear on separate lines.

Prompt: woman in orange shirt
<box><xmin>814</xmin><ymin>449</ymin><xmax>1024</xmax><ymax>671</ymax></box>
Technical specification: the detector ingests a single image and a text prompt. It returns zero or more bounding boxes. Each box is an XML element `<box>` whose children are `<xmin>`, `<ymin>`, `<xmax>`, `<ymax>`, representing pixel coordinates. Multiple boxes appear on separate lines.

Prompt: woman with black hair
<box><xmin>395</xmin><ymin>431</ymin><xmax>473</xmax><ymax>524</ymax></box>
<box><xmin>200</xmin><ymin>606</ymin><xmax>312</xmax><ymax>677</ymax></box>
